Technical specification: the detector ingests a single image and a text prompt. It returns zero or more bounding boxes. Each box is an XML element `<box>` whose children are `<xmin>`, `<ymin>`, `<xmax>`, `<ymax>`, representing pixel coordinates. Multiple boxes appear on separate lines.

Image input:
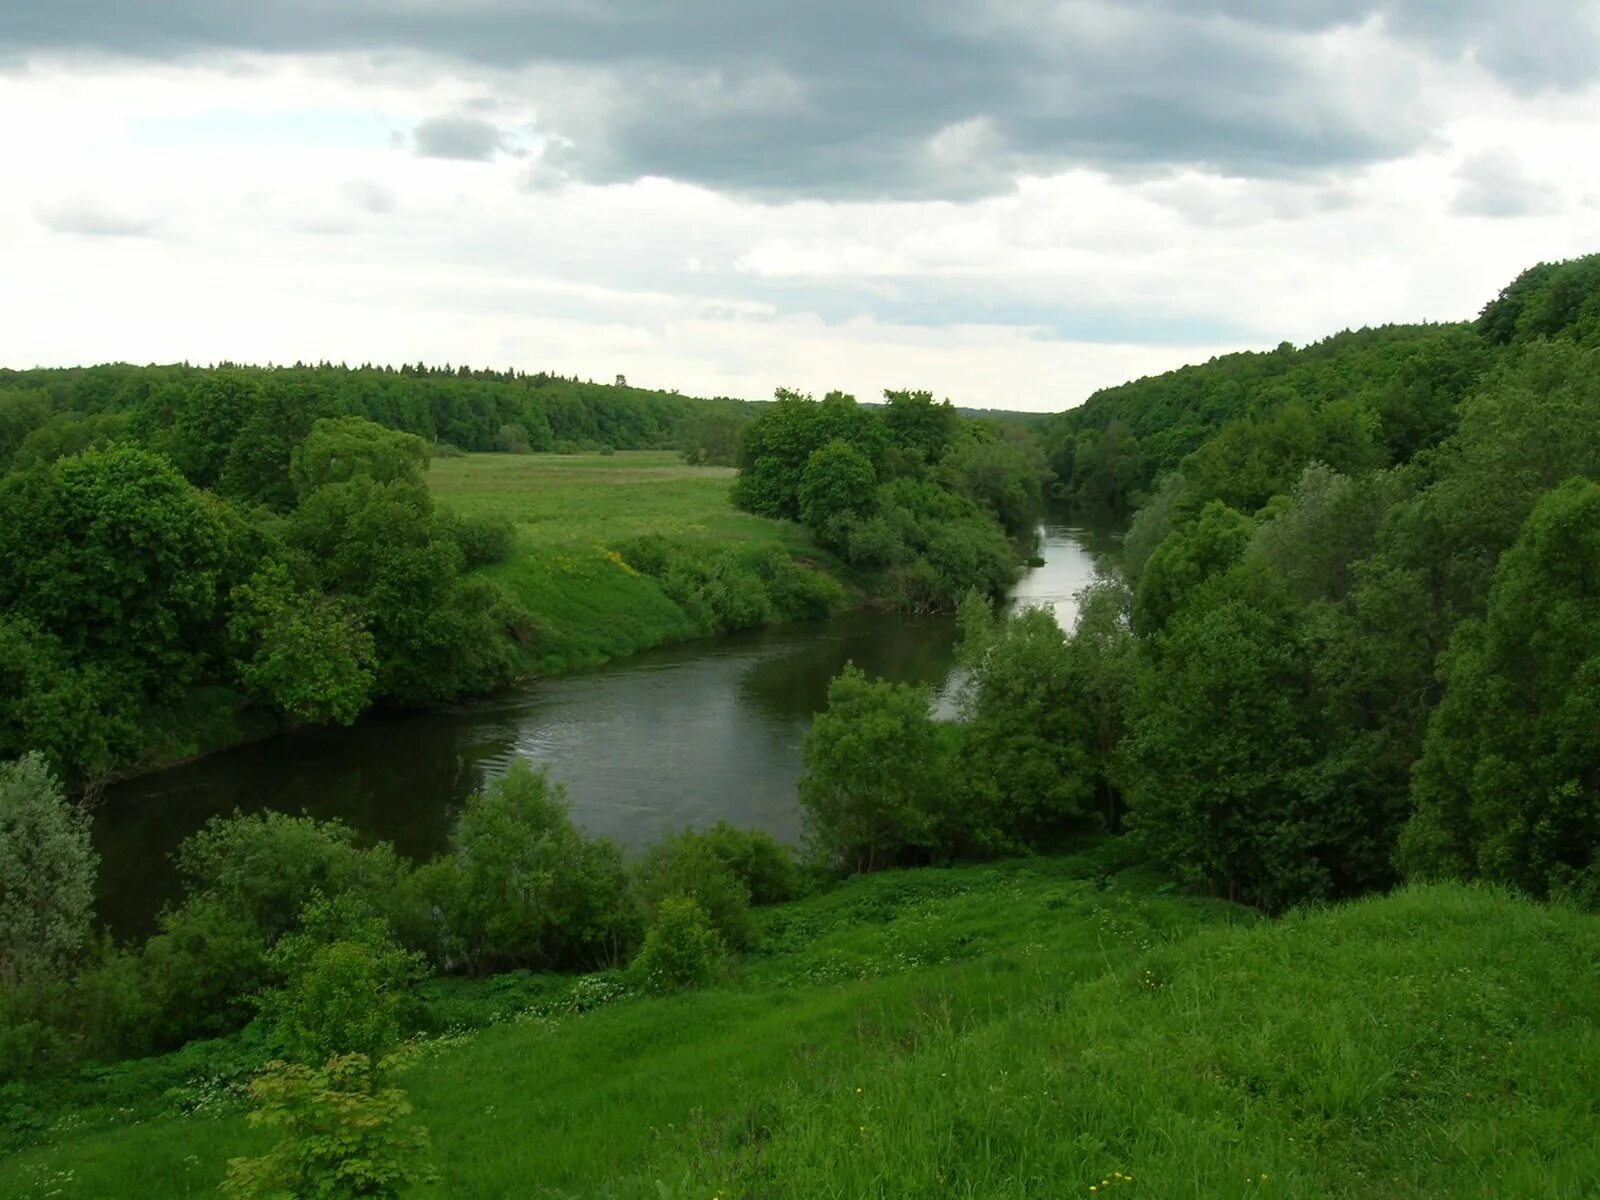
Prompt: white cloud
<box><xmin>1</xmin><ymin>43</ymin><xmax>1599</xmax><ymax>411</ymax></box>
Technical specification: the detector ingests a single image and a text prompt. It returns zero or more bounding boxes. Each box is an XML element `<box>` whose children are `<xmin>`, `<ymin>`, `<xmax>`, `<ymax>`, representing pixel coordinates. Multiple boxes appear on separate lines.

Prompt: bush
<box><xmin>452</xmin><ymin>512</ymin><xmax>517</xmax><ymax>569</ymax></box>
<box><xmin>631</xmin><ymin>834</ymin><xmax>754</xmax><ymax>950</ymax></box>
<box><xmin>447</xmin><ymin>761</ymin><xmax>640</xmax><ymax>974</ymax></box>
<box><xmin>139</xmin><ymin>813</ymin><xmax>407</xmax><ymax>1045</ymax></box>
<box><xmin>699</xmin><ymin>823</ymin><xmax>801</xmax><ymax>905</ymax></box>
<box><xmin>799</xmin><ymin>665</ymin><xmax>945</xmax><ymax>872</ymax></box>
<box><xmin>632</xmin><ymin>895</ymin><xmax>724</xmax><ymax>993</ymax></box>
<box><xmin>224</xmin><ymin>1051</ymin><xmax>433</xmax><ymax>1200</ymax></box>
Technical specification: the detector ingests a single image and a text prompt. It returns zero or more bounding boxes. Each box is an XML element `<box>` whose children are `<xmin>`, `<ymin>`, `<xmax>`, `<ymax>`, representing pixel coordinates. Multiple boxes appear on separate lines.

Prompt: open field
<box><xmin>427</xmin><ymin>452</ymin><xmax>844</xmax><ymax>672</ymax></box>
<box><xmin>6</xmin><ymin>853</ymin><xmax>1600</xmax><ymax>1199</ymax></box>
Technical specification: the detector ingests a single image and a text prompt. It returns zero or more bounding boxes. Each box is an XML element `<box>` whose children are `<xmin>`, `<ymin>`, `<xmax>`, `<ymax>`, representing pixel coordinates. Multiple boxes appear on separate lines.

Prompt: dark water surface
<box><xmin>93</xmin><ymin>523</ymin><xmax>1116</xmax><ymax>937</ymax></box>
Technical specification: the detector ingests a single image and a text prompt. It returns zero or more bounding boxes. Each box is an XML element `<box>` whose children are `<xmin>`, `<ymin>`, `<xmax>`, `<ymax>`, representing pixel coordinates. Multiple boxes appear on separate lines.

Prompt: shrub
<box><xmin>699</xmin><ymin>822</ymin><xmax>801</xmax><ymax>905</ymax></box>
<box><xmin>631</xmin><ymin>834</ymin><xmax>754</xmax><ymax>950</ymax></box>
<box><xmin>452</xmin><ymin>512</ymin><xmax>517</xmax><ymax>569</ymax></box>
<box><xmin>224</xmin><ymin>1051</ymin><xmax>433</xmax><ymax>1200</ymax></box>
<box><xmin>448</xmin><ymin>761</ymin><xmax>640</xmax><ymax>974</ymax></box>
<box><xmin>632</xmin><ymin>895</ymin><xmax>724</xmax><ymax>993</ymax></box>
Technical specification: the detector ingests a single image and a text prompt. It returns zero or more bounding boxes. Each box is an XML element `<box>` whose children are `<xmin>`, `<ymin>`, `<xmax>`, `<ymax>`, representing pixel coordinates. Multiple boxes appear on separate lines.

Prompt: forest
<box><xmin>4</xmin><ymin>253</ymin><xmax>1600</xmax><ymax>1197</ymax></box>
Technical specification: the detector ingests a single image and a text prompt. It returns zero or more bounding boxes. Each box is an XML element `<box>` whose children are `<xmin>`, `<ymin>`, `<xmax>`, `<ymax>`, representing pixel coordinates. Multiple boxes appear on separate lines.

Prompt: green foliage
<box><xmin>882</xmin><ymin>388</ymin><xmax>960</xmax><ymax>467</ymax></box>
<box><xmin>621</xmin><ymin>535</ymin><xmax>845</xmax><ymax>634</ymax></box>
<box><xmin>448</xmin><ymin>511</ymin><xmax>516</xmax><ymax>569</ymax></box>
<box><xmin>1399</xmin><ymin>478</ymin><xmax>1600</xmax><ymax>897</ymax></box>
<box><xmin>694</xmin><ymin>822</ymin><xmax>800</xmax><ymax>906</ymax></box>
<box><xmin>799</xmin><ymin>665</ymin><xmax>944</xmax><ymax>871</ymax></box>
<box><xmin>446</xmin><ymin>761</ymin><xmax>640</xmax><ymax>974</ymax></box>
<box><xmin>937</xmin><ymin>426</ymin><xmax>1047</xmax><ymax>536</ymax></box>
<box><xmin>141</xmin><ymin>812</ymin><xmax>406</xmax><ymax>1044</ymax></box>
<box><xmin>257</xmin><ymin>896</ymin><xmax>427</xmax><ymax>1066</ymax></box>
<box><xmin>731</xmin><ymin>388</ymin><xmax>886</xmax><ymax>521</ymax></box>
<box><xmin>678</xmin><ymin>409</ymin><xmax>745</xmax><ymax>466</ymax></box>
<box><xmin>227</xmin><ymin>562</ymin><xmax>376</xmax><ymax>726</ymax></box>
<box><xmin>631</xmin><ymin>834</ymin><xmax>754</xmax><ymax>951</ymax></box>
<box><xmin>797</xmin><ymin>438</ymin><xmax>878</xmax><ymax>547</ymax></box>
<box><xmin>0</xmin><ymin>443</ymin><xmax>232</xmax><ymax>690</ymax></box>
<box><xmin>631</xmin><ymin>894</ymin><xmax>725</xmax><ymax>993</ymax></box>
<box><xmin>289</xmin><ymin>416</ymin><xmax>431</xmax><ymax>499</ymax></box>
<box><xmin>288</xmin><ymin>476</ymin><xmax>518</xmax><ymax>705</ymax></box>
<box><xmin>224</xmin><ymin>1051</ymin><xmax>433</xmax><ymax>1200</ymax></box>
<box><xmin>0</xmin><ymin>755</ymin><xmax>95</xmax><ymax>989</ymax></box>
<box><xmin>1133</xmin><ymin>499</ymin><xmax>1252</xmax><ymax>635</ymax></box>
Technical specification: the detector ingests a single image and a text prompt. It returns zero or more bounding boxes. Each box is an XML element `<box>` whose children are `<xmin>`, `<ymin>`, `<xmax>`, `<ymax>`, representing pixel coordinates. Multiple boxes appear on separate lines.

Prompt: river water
<box><xmin>92</xmin><ymin>522</ymin><xmax>1118</xmax><ymax>937</ymax></box>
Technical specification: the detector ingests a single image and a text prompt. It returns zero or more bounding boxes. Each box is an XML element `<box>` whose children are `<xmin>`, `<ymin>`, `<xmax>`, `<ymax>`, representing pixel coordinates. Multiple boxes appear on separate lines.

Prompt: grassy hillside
<box><xmin>7</xmin><ymin>854</ymin><xmax>1598</xmax><ymax>1199</ymax></box>
<box><xmin>428</xmin><ymin>451</ymin><xmax>845</xmax><ymax>672</ymax></box>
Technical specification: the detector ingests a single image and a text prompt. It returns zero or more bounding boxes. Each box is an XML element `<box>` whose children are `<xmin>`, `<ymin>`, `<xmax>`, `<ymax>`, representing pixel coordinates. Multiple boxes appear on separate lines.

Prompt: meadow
<box><xmin>6</xmin><ymin>850</ymin><xmax>1598</xmax><ymax>1199</ymax></box>
<box><xmin>428</xmin><ymin>452</ymin><xmax>845</xmax><ymax>672</ymax></box>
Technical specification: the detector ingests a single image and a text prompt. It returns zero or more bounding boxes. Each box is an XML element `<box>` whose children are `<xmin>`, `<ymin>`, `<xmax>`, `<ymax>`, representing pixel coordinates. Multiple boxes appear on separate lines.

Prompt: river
<box><xmin>92</xmin><ymin>521</ymin><xmax>1119</xmax><ymax>938</ymax></box>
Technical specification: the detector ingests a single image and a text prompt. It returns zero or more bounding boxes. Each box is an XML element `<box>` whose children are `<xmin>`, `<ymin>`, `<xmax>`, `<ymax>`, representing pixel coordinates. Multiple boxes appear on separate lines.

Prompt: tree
<box><xmin>882</xmin><ymin>388</ymin><xmax>959</xmax><ymax>466</ymax></box>
<box><xmin>0</xmin><ymin>444</ymin><xmax>233</xmax><ymax>690</ymax></box>
<box><xmin>1398</xmin><ymin>478</ymin><xmax>1600</xmax><ymax>899</ymax></box>
<box><xmin>1133</xmin><ymin>500</ymin><xmax>1253</xmax><ymax>636</ymax></box>
<box><xmin>798</xmin><ymin>439</ymin><xmax>878</xmax><ymax>547</ymax></box>
<box><xmin>289</xmin><ymin>416</ymin><xmax>430</xmax><ymax>499</ymax></box>
<box><xmin>448</xmin><ymin>761</ymin><xmax>638</xmax><ymax>973</ymax></box>
<box><xmin>0</xmin><ymin>754</ymin><xmax>96</xmax><ymax>989</ymax></box>
<box><xmin>228</xmin><ymin>562</ymin><xmax>376</xmax><ymax>725</ymax></box>
<box><xmin>632</xmin><ymin>894</ymin><xmax>725</xmax><ymax>993</ymax></box>
<box><xmin>799</xmin><ymin>665</ymin><xmax>943</xmax><ymax>871</ymax></box>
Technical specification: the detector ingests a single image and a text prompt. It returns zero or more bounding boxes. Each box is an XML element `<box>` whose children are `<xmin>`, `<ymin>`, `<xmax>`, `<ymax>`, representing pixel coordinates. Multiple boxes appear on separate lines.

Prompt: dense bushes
<box><xmin>732</xmin><ymin>388</ymin><xmax>1045</xmax><ymax>610</ymax></box>
<box><xmin>621</xmin><ymin>534</ymin><xmax>846</xmax><ymax>633</ymax></box>
<box><xmin>0</xmin><ymin>755</ymin><xmax>804</xmax><ymax>1079</ymax></box>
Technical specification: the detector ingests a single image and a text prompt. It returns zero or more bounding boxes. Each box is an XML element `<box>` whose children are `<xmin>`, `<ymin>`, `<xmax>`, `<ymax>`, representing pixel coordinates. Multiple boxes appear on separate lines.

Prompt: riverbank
<box><xmin>8</xmin><ymin>850</ymin><xmax>1599</xmax><ymax>1197</ymax></box>
<box><xmin>429</xmin><ymin>451</ymin><xmax>855</xmax><ymax>674</ymax></box>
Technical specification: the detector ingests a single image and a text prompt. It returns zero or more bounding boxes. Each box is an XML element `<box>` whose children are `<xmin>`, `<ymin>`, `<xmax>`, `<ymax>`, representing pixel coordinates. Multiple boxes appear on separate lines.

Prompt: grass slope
<box><xmin>428</xmin><ymin>452</ymin><xmax>841</xmax><ymax>672</ymax></box>
<box><xmin>6</xmin><ymin>855</ymin><xmax>1599</xmax><ymax>1199</ymax></box>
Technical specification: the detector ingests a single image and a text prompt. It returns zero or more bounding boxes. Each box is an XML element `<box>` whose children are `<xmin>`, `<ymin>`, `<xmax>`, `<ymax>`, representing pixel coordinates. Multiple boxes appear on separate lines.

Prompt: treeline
<box><xmin>0</xmin><ymin>753</ymin><xmax>798</xmax><ymax>1080</ymax></box>
<box><xmin>1044</xmin><ymin>323</ymin><xmax>1490</xmax><ymax>515</ymax></box>
<box><xmin>0</xmin><ymin>361</ymin><xmax>749</xmax><ymax>507</ymax></box>
<box><xmin>802</xmin><ymin>253</ymin><xmax>1600</xmax><ymax>912</ymax></box>
<box><xmin>733</xmin><ymin>388</ymin><xmax>1050</xmax><ymax>610</ymax></box>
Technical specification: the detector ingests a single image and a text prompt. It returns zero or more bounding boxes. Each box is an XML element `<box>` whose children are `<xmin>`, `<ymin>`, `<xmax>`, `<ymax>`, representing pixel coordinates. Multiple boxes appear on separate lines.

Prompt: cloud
<box><xmin>413</xmin><ymin>114</ymin><xmax>504</xmax><ymax>160</ymax></box>
<box><xmin>1452</xmin><ymin>149</ymin><xmax>1556</xmax><ymax>218</ymax></box>
<box><xmin>6</xmin><ymin>2</ymin><xmax>1594</xmax><ymax>199</ymax></box>
<box><xmin>35</xmin><ymin>199</ymin><xmax>156</xmax><ymax>237</ymax></box>
<box><xmin>342</xmin><ymin>179</ymin><xmax>395</xmax><ymax>214</ymax></box>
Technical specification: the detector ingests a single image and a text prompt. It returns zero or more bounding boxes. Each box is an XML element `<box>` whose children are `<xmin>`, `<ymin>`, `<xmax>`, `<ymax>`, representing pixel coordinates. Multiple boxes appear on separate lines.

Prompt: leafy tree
<box><xmin>0</xmin><ymin>444</ymin><xmax>232</xmax><ymax>689</ymax></box>
<box><xmin>447</xmin><ymin>761</ymin><xmax>639</xmax><ymax>973</ymax></box>
<box><xmin>679</xmin><ymin>409</ymin><xmax>745</xmax><ymax>466</ymax></box>
<box><xmin>631</xmin><ymin>832</ymin><xmax>754</xmax><ymax>950</ymax></box>
<box><xmin>0</xmin><ymin>754</ymin><xmax>96</xmax><ymax>989</ymax></box>
<box><xmin>799</xmin><ymin>665</ymin><xmax>943</xmax><ymax>871</ymax></box>
<box><xmin>228</xmin><ymin>562</ymin><xmax>376</xmax><ymax>725</ymax></box>
<box><xmin>1399</xmin><ymin>478</ymin><xmax>1600</xmax><ymax>898</ymax></box>
<box><xmin>882</xmin><ymin>388</ymin><xmax>959</xmax><ymax>466</ymax></box>
<box><xmin>289</xmin><ymin>416</ymin><xmax>430</xmax><ymax>500</ymax></box>
<box><xmin>732</xmin><ymin>389</ymin><xmax>886</xmax><ymax>520</ymax></box>
<box><xmin>938</xmin><ymin>430</ymin><xmax>1046</xmax><ymax>537</ymax></box>
<box><xmin>798</xmin><ymin>438</ymin><xmax>878</xmax><ymax>547</ymax></box>
<box><xmin>1133</xmin><ymin>500</ymin><xmax>1253</xmax><ymax>636</ymax></box>
<box><xmin>140</xmin><ymin>813</ymin><xmax>407</xmax><ymax>1043</ymax></box>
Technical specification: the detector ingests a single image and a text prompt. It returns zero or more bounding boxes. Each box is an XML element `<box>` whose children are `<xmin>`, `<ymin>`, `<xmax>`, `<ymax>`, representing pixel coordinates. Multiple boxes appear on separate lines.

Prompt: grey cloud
<box><xmin>5</xmin><ymin>1</ymin><xmax>1596</xmax><ymax>199</ymax></box>
<box><xmin>36</xmin><ymin>200</ymin><xmax>156</xmax><ymax>237</ymax></box>
<box><xmin>343</xmin><ymin>179</ymin><xmax>396</xmax><ymax>213</ymax></box>
<box><xmin>413</xmin><ymin>114</ymin><xmax>505</xmax><ymax>161</ymax></box>
<box><xmin>1453</xmin><ymin>149</ymin><xmax>1556</xmax><ymax>218</ymax></box>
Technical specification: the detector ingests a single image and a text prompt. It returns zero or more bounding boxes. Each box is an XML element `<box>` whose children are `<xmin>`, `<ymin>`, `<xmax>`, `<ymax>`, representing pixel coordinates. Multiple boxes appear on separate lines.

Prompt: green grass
<box><xmin>427</xmin><ymin>452</ymin><xmax>843</xmax><ymax>671</ymax></box>
<box><xmin>7</xmin><ymin>855</ymin><xmax>1600</xmax><ymax>1199</ymax></box>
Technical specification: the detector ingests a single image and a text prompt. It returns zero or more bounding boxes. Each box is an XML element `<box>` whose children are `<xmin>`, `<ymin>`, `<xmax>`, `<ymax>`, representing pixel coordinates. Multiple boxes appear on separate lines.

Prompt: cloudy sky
<box><xmin>2</xmin><ymin>2</ymin><xmax>1597</xmax><ymax>411</ymax></box>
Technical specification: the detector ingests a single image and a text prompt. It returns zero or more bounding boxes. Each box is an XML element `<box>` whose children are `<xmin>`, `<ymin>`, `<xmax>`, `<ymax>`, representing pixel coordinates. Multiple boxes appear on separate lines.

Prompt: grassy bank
<box><xmin>7</xmin><ymin>852</ymin><xmax>1599</xmax><ymax>1198</ymax></box>
<box><xmin>428</xmin><ymin>452</ymin><xmax>847</xmax><ymax>672</ymax></box>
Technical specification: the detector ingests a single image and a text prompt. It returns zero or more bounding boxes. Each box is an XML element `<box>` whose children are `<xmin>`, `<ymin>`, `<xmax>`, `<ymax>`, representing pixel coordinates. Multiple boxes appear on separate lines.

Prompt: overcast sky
<box><xmin>2</xmin><ymin>2</ymin><xmax>1598</xmax><ymax>411</ymax></box>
